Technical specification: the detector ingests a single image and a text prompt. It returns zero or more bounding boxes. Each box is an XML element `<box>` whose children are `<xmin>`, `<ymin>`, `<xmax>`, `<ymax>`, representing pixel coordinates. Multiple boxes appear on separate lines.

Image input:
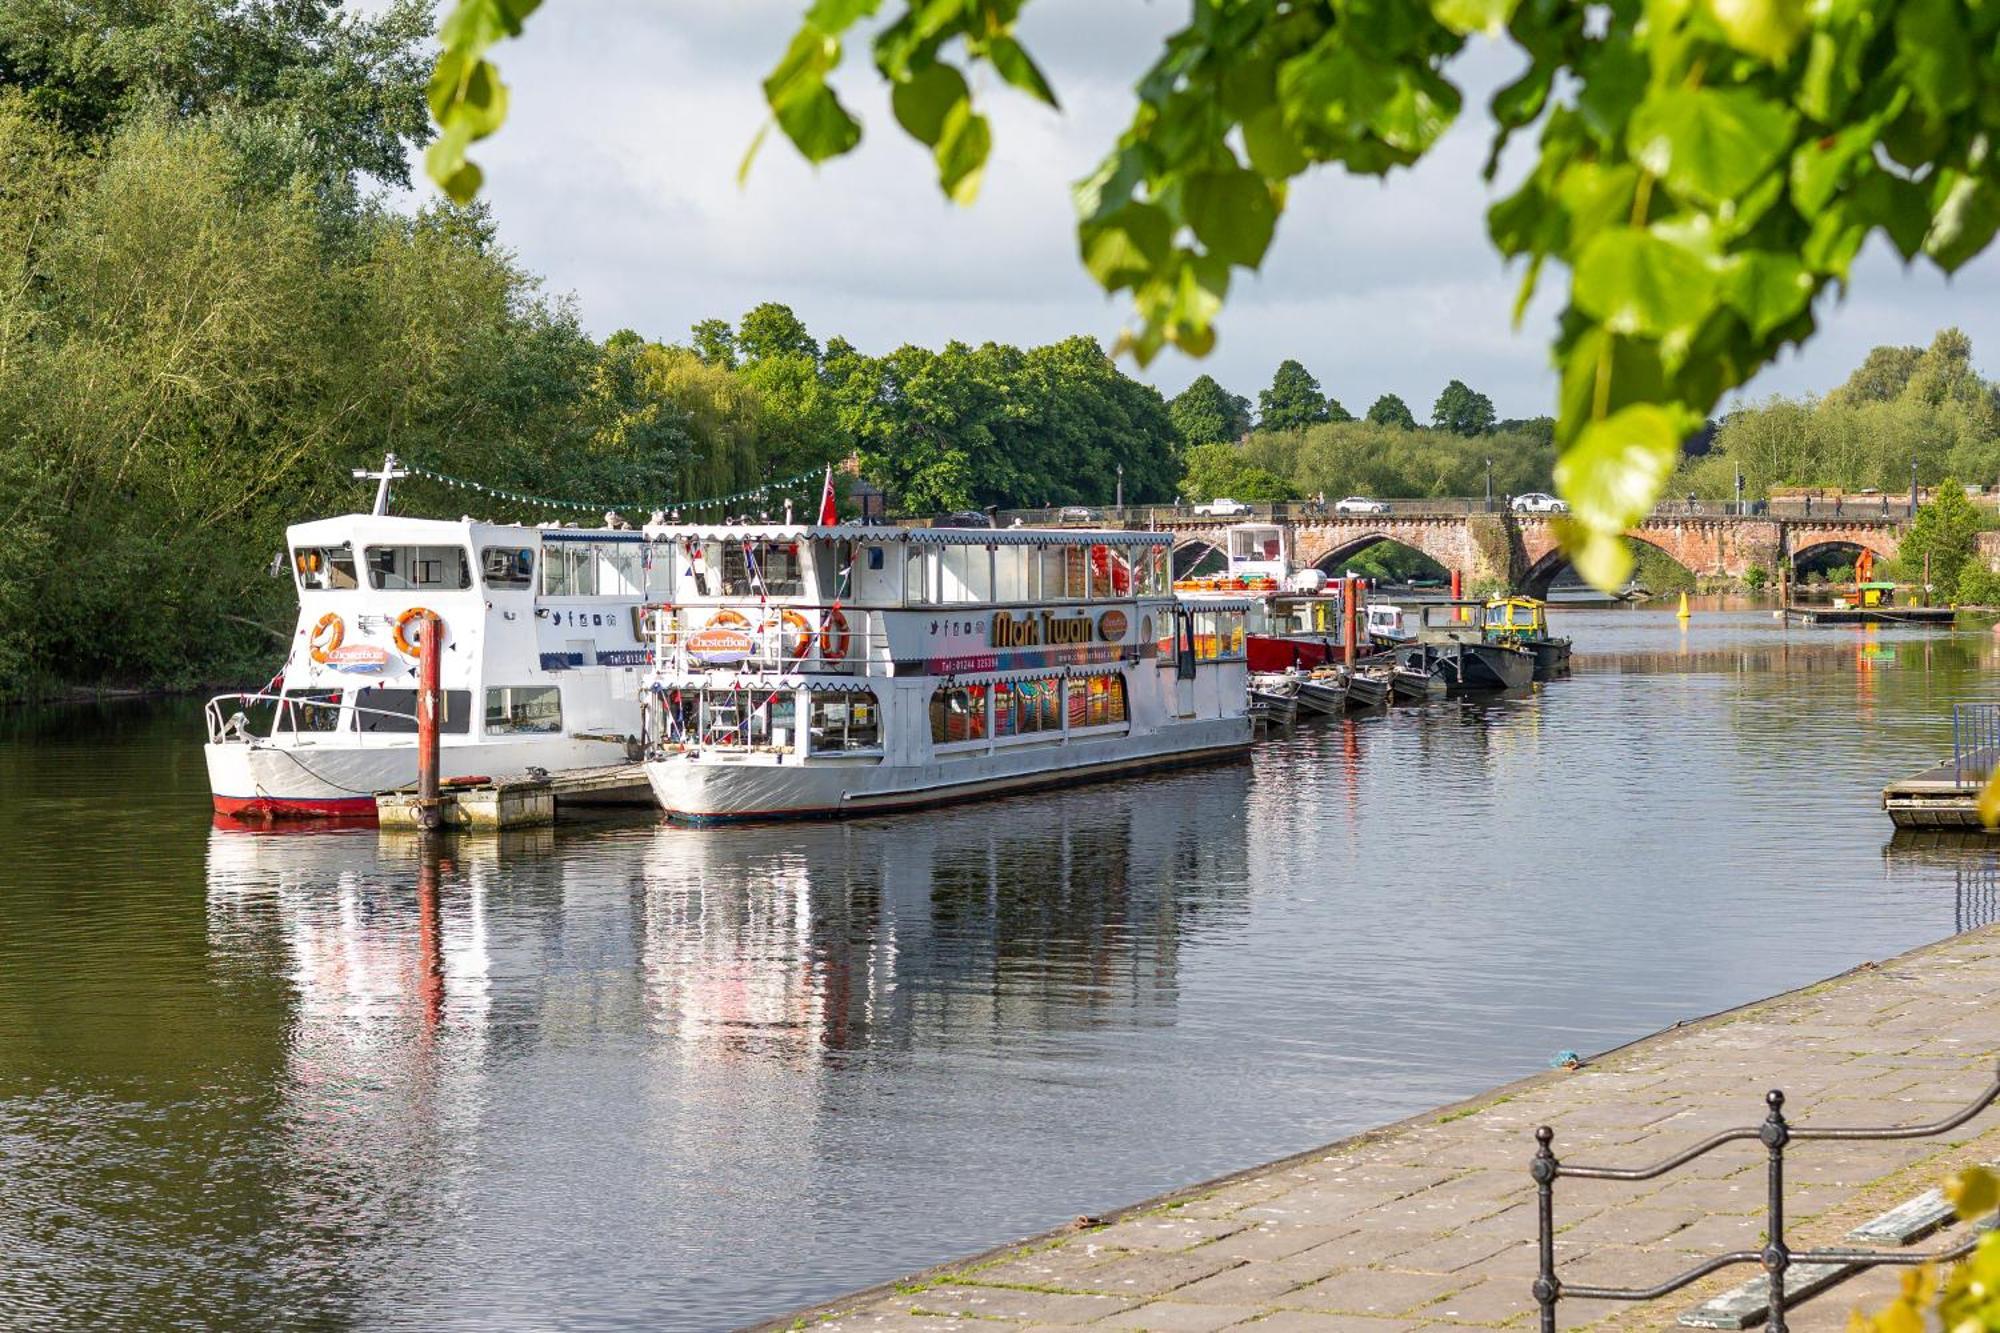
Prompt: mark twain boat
<box><xmin>638</xmin><ymin>524</ymin><xmax>1252</xmax><ymax>822</ymax></box>
<box><xmin>203</xmin><ymin>511</ymin><xmax>658</xmax><ymax>819</ymax></box>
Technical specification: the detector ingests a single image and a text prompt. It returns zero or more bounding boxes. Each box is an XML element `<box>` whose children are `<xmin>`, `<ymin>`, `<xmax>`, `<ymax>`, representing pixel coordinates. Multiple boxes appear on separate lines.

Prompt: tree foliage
<box><xmin>1679</xmin><ymin>330</ymin><xmax>2000</xmax><ymax>502</ymax></box>
<box><xmin>1367</xmin><ymin>394</ymin><xmax>1417</xmax><ymax>429</ymax></box>
<box><xmin>410</xmin><ymin>0</ymin><xmax>2000</xmax><ymax>592</ymax></box>
<box><xmin>1897</xmin><ymin>476</ymin><xmax>1986</xmax><ymax>592</ymax></box>
<box><xmin>1431</xmin><ymin>379</ymin><xmax>1496</xmax><ymax>436</ymax></box>
<box><xmin>1259</xmin><ymin>359</ymin><xmax>1335</xmax><ymax>432</ymax></box>
<box><xmin>1180</xmin><ymin>443</ymin><xmax>1297</xmax><ymax>504</ymax></box>
<box><xmin>1237</xmin><ymin>419</ymin><xmax>1556</xmax><ymax>501</ymax></box>
<box><xmin>1</xmin><ymin>0</ymin><xmax>434</xmax><ymax>190</ymax></box>
<box><xmin>1168</xmin><ymin>373</ymin><xmax>1253</xmax><ymax>447</ymax></box>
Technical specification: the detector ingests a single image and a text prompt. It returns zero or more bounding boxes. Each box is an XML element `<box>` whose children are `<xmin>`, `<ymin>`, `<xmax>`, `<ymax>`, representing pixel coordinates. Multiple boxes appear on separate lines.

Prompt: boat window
<box><xmin>595</xmin><ymin>543</ymin><xmax>644</xmax><ymax>597</ymax></box>
<box><xmin>1138</xmin><ymin>546</ymin><xmax>1171</xmax><ymax>596</ymax></box>
<box><xmin>1191</xmin><ymin>609</ymin><xmax>1246</xmax><ymax>662</ymax></box>
<box><xmin>294</xmin><ymin>544</ymin><xmax>358</xmax><ymax>592</ymax></box>
<box><xmin>906</xmin><ymin>548</ymin><xmax>936</xmax><ymax>604</ymax></box>
<box><xmin>643</xmin><ymin>543</ymin><xmax>677</xmax><ymax>597</ymax></box>
<box><xmin>366</xmin><ymin>545</ymin><xmax>472</xmax><ymax>592</ymax></box>
<box><xmin>809</xmin><ymin>690</ymin><xmax>881</xmax><ymax>752</ymax></box>
<box><xmin>352</xmin><ymin>688</ymin><xmax>472</xmax><ymax>734</ymax></box>
<box><xmin>812</xmin><ymin>540</ymin><xmax>854</xmax><ymax>600</ymax></box>
<box><xmin>697</xmin><ymin>686</ymin><xmax>792</xmax><ymax>749</ymax></box>
<box><xmin>928</xmin><ymin>684</ymin><xmax>989</xmax><ymax>745</ymax></box>
<box><xmin>994</xmin><ymin>547</ymin><xmax>1031</xmax><ymax>603</ymax></box>
<box><xmin>481</xmin><ymin>546</ymin><xmax>534</xmax><ymax>589</ymax></box>
<box><xmin>541</xmin><ymin>543</ymin><xmax>599</xmax><ymax>597</ymax></box>
<box><xmin>1089</xmin><ymin>545</ymin><xmax>1132</xmax><ymax>599</ymax></box>
<box><xmin>485</xmin><ymin>685</ymin><xmax>562</xmax><ymax>735</ymax></box>
<box><xmin>1069</xmin><ymin>674</ymin><xmax>1129</xmax><ymax>729</ymax></box>
<box><xmin>278</xmin><ymin>688</ymin><xmax>344</xmax><ymax>733</ymax></box>
<box><xmin>939</xmin><ymin>543</ymin><xmax>992</xmax><ymax>604</ymax></box>
<box><xmin>717</xmin><ymin>540</ymin><xmax>806</xmax><ymax>597</ymax></box>
<box><xmin>991</xmin><ymin>678</ymin><xmax>1061</xmax><ymax>737</ymax></box>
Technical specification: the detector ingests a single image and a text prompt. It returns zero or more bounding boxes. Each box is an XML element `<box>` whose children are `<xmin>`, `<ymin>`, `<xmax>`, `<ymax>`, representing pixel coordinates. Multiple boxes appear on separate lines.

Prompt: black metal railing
<box><xmin>1955</xmin><ymin>703</ymin><xmax>2000</xmax><ymax>786</ymax></box>
<box><xmin>1533</xmin><ymin>1063</ymin><xmax>2000</xmax><ymax>1332</ymax></box>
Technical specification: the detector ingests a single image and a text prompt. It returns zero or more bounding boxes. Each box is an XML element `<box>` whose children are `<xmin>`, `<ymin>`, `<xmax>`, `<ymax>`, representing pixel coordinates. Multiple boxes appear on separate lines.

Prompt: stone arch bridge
<box><xmin>1163</xmin><ymin>512</ymin><xmax>1911</xmax><ymax>594</ymax></box>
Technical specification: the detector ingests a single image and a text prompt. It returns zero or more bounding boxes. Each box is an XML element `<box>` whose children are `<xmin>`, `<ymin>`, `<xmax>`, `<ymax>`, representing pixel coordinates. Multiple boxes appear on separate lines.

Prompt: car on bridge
<box><xmin>1334</xmin><ymin>496</ymin><xmax>1390</xmax><ymax>515</ymax></box>
<box><xmin>1057</xmin><ymin>505</ymin><xmax>1103</xmax><ymax>525</ymax></box>
<box><xmin>1193</xmin><ymin>497</ymin><xmax>1253</xmax><ymax>517</ymax></box>
<box><xmin>1511</xmin><ymin>492</ymin><xmax>1570</xmax><ymax>514</ymax></box>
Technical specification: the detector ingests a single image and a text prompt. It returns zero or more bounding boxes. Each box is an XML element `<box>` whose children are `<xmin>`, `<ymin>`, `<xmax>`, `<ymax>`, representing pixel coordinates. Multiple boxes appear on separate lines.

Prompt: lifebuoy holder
<box><xmin>308</xmin><ymin>612</ymin><xmax>344</xmax><ymax>664</ymax></box>
<box><xmin>393</xmin><ymin>607</ymin><xmax>441</xmax><ymax>658</ymax></box>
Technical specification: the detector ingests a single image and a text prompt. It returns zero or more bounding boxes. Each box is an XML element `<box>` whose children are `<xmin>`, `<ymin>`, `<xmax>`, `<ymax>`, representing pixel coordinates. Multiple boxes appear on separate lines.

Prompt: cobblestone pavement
<box><xmin>776</xmin><ymin>927</ymin><xmax>2000</xmax><ymax>1333</ymax></box>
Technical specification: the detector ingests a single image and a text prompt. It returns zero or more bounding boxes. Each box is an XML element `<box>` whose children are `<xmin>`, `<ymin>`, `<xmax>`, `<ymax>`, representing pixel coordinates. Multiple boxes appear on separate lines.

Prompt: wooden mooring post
<box><xmin>415</xmin><ymin>610</ymin><xmax>441</xmax><ymax>832</ymax></box>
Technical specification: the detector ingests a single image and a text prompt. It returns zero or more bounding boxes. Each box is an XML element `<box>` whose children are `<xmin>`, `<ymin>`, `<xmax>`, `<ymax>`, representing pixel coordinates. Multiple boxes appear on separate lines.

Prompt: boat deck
<box><xmin>377</xmin><ymin>763</ymin><xmax>653</xmax><ymax>830</ymax></box>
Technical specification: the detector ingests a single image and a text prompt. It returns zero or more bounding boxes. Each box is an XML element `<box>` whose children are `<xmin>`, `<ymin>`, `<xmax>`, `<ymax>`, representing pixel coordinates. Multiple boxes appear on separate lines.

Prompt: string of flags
<box><xmin>397</xmin><ymin>461</ymin><xmax>825</xmax><ymax>517</ymax></box>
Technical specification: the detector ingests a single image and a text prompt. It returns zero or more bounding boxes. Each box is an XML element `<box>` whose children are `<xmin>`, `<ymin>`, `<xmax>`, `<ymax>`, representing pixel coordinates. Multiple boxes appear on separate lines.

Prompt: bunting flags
<box><xmin>391</xmin><ymin>461</ymin><xmax>825</xmax><ymax>519</ymax></box>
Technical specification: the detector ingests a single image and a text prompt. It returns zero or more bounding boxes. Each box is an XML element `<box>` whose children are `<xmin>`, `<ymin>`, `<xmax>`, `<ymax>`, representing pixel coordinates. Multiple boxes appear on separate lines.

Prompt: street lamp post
<box><xmin>1485</xmin><ymin>459</ymin><xmax>1493</xmax><ymax>512</ymax></box>
<box><xmin>1735</xmin><ymin>467</ymin><xmax>1743</xmax><ymax>514</ymax></box>
<box><xmin>1911</xmin><ymin>460</ymin><xmax>1919</xmax><ymax>517</ymax></box>
<box><xmin>1116</xmin><ymin>464</ymin><xmax>1124</xmax><ymax>512</ymax></box>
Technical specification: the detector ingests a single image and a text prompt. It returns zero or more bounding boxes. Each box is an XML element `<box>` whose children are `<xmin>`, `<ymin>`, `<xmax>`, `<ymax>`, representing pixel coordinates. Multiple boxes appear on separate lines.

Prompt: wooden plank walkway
<box><xmin>773</xmin><ymin>927</ymin><xmax>2000</xmax><ymax>1333</ymax></box>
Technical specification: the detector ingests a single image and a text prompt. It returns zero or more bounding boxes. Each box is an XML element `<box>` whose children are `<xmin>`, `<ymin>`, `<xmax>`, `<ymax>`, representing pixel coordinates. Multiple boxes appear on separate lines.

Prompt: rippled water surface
<box><xmin>6</xmin><ymin>604</ymin><xmax>2000</xmax><ymax>1330</ymax></box>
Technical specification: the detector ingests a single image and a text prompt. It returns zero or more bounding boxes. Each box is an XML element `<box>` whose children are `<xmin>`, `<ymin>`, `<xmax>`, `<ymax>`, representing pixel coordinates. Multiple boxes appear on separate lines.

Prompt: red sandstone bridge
<box><xmin>1023</xmin><ymin>504</ymin><xmax>1913</xmax><ymax>594</ymax></box>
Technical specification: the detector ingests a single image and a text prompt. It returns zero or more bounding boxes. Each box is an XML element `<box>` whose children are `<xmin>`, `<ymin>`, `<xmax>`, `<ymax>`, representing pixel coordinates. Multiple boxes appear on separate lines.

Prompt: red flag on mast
<box><xmin>817</xmin><ymin>466</ymin><xmax>838</xmax><ymax>526</ymax></box>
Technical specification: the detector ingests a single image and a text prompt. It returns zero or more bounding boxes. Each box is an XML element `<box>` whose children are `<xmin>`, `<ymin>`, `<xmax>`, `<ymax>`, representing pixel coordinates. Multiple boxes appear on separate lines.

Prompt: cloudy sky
<box><xmin>451</xmin><ymin>0</ymin><xmax>2000</xmax><ymax>420</ymax></box>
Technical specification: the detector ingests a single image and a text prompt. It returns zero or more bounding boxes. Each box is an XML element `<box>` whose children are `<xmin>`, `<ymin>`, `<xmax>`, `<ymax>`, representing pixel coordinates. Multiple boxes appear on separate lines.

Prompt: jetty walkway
<box><xmin>781</xmin><ymin>927</ymin><xmax>2000</xmax><ymax>1333</ymax></box>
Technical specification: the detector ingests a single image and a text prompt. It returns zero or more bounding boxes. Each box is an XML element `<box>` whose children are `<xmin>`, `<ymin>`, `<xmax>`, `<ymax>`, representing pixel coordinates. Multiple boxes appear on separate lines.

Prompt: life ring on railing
<box><xmin>705</xmin><ymin>608</ymin><xmax>751</xmax><ymax>630</ymax></box>
<box><xmin>781</xmin><ymin>609</ymin><xmax>813</xmax><ymax>659</ymax></box>
<box><xmin>307</xmin><ymin>612</ymin><xmax>344</xmax><ymax>664</ymax></box>
<box><xmin>393</xmin><ymin>607</ymin><xmax>440</xmax><ymax>658</ymax></box>
<box><xmin>820</xmin><ymin>608</ymin><xmax>852</xmax><ymax>661</ymax></box>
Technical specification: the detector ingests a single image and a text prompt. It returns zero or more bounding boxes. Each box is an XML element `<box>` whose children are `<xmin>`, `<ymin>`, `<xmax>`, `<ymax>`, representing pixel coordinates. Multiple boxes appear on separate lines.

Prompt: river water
<box><xmin>4</xmin><ymin>603</ymin><xmax>1998</xmax><ymax>1330</ymax></box>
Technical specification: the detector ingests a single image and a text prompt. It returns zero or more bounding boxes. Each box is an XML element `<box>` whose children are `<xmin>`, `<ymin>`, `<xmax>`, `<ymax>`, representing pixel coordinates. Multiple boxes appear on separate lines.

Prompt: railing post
<box><xmin>1761</xmin><ymin>1090</ymin><xmax>1790</xmax><ymax>1333</ymax></box>
<box><xmin>1532</xmin><ymin>1126</ymin><xmax>1560</xmax><ymax>1333</ymax></box>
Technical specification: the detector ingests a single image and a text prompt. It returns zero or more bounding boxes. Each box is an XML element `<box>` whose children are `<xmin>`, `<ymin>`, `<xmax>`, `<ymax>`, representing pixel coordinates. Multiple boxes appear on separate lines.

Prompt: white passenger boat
<box><xmin>638</xmin><ymin>524</ymin><xmax>1252</xmax><ymax>822</ymax></box>
<box><xmin>203</xmin><ymin>511</ymin><xmax>659</xmax><ymax>819</ymax></box>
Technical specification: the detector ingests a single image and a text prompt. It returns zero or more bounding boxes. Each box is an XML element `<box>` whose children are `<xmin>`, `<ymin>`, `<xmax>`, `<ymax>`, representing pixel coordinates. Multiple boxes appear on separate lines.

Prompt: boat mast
<box><xmin>352</xmin><ymin>452</ymin><xmax>409</xmax><ymax>516</ymax></box>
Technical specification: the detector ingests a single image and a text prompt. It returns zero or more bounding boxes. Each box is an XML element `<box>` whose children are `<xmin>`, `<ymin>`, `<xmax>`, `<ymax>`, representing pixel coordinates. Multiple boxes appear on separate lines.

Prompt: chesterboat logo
<box><xmin>990</xmin><ymin>610</ymin><xmax>1099</xmax><ymax>648</ymax></box>
<box><xmin>323</xmin><ymin>644</ymin><xmax>390</xmax><ymax>671</ymax></box>
<box><xmin>687</xmin><ymin>627</ymin><xmax>755</xmax><ymax>665</ymax></box>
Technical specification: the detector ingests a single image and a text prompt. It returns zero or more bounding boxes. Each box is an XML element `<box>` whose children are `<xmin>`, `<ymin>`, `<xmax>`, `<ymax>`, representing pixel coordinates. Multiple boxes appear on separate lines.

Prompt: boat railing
<box><xmin>1954</xmin><ymin>703</ymin><xmax>2000</xmax><ymax>786</ymax></box>
<box><xmin>204</xmin><ymin>690</ymin><xmax>422</xmax><ymax>744</ymax></box>
<box><xmin>647</xmin><ymin>604</ymin><xmax>890</xmax><ymax>677</ymax></box>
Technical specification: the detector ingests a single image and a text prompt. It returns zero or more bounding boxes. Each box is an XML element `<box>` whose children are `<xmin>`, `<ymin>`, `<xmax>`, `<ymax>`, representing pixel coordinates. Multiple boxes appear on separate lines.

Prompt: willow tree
<box><xmin>429</xmin><ymin>0</ymin><xmax>2000</xmax><ymax>589</ymax></box>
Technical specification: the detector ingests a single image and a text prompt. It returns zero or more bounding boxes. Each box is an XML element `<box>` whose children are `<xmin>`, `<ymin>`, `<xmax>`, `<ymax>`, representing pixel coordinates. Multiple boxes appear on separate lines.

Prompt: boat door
<box><xmin>1173</xmin><ymin>606</ymin><xmax>1197</xmax><ymax>717</ymax></box>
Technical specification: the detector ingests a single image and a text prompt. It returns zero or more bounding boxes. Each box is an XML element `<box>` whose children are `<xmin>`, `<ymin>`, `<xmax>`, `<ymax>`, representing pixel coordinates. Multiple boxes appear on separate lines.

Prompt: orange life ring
<box><xmin>308</xmin><ymin>612</ymin><xmax>344</xmax><ymax>664</ymax></box>
<box><xmin>820</xmin><ymin>608</ymin><xmax>852</xmax><ymax>661</ymax></box>
<box><xmin>706</xmin><ymin>608</ymin><xmax>751</xmax><ymax>630</ymax></box>
<box><xmin>781</xmin><ymin>609</ymin><xmax>813</xmax><ymax>659</ymax></box>
<box><xmin>393</xmin><ymin>607</ymin><xmax>440</xmax><ymax>658</ymax></box>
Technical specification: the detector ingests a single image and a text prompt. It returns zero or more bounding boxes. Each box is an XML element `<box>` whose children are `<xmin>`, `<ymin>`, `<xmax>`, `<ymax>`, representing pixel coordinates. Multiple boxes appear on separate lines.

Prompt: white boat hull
<box><xmin>644</xmin><ymin>720</ymin><xmax>1251</xmax><ymax>823</ymax></box>
<box><xmin>205</xmin><ymin>735</ymin><xmax>639</xmax><ymax>819</ymax></box>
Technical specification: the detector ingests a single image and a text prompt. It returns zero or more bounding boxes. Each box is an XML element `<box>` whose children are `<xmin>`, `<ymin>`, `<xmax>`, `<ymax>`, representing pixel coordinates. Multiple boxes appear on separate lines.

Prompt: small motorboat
<box><xmin>1341</xmin><ymin>666</ymin><xmax>1391</xmax><ymax>710</ymax></box>
<box><xmin>1390</xmin><ymin>661</ymin><xmax>1445</xmax><ymax>702</ymax></box>
<box><xmin>1481</xmin><ymin>596</ymin><xmax>1572</xmax><ymax>680</ymax></box>
<box><xmin>1296</xmin><ymin>670</ymin><xmax>1349</xmax><ymax>717</ymax></box>
<box><xmin>1248</xmin><ymin>672</ymin><xmax>1300</xmax><ymax>728</ymax></box>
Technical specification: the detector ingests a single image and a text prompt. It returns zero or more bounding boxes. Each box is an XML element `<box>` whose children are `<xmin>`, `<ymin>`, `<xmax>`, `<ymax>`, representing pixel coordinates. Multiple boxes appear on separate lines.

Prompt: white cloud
<box><xmin>450</xmin><ymin>2</ymin><xmax>2000</xmax><ymax>422</ymax></box>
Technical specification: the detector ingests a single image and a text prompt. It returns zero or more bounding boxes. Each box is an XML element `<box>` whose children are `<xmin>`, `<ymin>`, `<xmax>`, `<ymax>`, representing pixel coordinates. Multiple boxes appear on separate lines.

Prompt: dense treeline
<box><xmin>1681</xmin><ymin>329</ymin><xmax>2000</xmax><ymax>501</ymax></box>
<box><xmin>0</xmin><ymin>0</ymin><xmax>1184</xmax><ymax>698</ymax></box>
<box><xmin>1165</xmin><ymin>359</ymin><xmax>1554</xmax><ymax>502</ymax></box>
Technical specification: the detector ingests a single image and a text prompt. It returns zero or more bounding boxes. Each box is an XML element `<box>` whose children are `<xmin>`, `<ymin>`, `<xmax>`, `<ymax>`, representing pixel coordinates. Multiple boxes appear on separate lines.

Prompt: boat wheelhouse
<box><xmin>1480</xmin><ymin>596</ymin><xmax>1573</xmax><ymax>680</ymax></box>
<box><xmin>638</xmin><ymin>524</ymin><xmax>1252</xmax><ymax>821</ymax></box>
<box><xmin>1174</xmin><ymin>522</ymin><xmax>1364</xmax><ymax>671</ymax></box>
<box><xmin>203</xmin><ymin>514</ymin><xmax>660</xmax><ymax>818</ymax></box>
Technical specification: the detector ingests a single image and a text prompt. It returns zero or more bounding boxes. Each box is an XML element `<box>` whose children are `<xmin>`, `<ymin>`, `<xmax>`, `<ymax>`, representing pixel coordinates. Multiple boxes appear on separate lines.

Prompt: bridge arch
<box><xmin>1521</xmin><ymin>534</ymin><xmax>1699</xmax><ymax>599</ymax></box>
<box><xmin>1171</xmin><ymin>538</ymin><xmax>1224</xmax><ymax>578</ymax></box>
<box><xmin>1310</xmin><ymin>534</ymin><xmax>1450</xmax><ymax>582</ymax></box>
<box><xmin>1791</xmin><ymin>536</ymin><xmax>1894</xmax><ymax>578</ymax></box>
